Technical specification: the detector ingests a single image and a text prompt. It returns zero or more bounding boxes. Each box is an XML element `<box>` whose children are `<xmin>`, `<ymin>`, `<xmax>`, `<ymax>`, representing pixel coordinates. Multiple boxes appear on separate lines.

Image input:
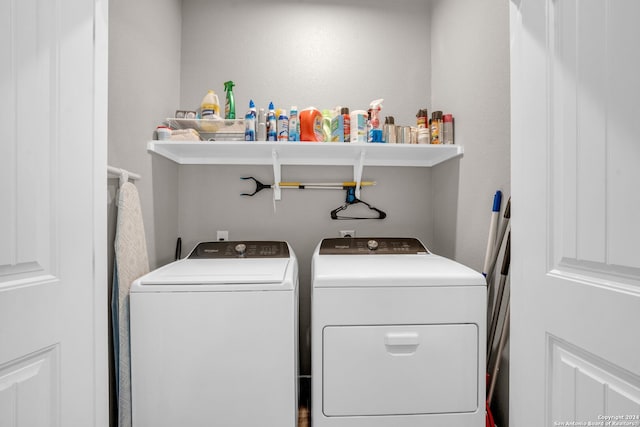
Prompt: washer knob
<box><xmin>367</xmin><ymin>240</ymin><xmax>379</xmax><ymax>251</ymax></box>
<box><xmin>234</xmin><ymin>243</ymin><xmax>247</xmax><ymax>255</ymax></box>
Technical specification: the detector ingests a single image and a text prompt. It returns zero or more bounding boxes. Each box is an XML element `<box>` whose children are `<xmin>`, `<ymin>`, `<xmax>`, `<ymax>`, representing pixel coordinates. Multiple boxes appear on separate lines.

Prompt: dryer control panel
<box><xmin>319</xmin><ymin>238</ymin><xmax>428</xmax><ymax>255</ymax></box>
<box><xmin>189</xmin><ymin>241</ymin><xmax>290</xmax><ymax>258</ymax></box>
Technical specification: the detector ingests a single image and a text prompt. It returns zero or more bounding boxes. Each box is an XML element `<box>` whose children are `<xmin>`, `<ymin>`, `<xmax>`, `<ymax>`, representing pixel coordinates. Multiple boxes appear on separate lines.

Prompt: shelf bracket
<box><xmin>353</xmin><ymin>150</ymin><xmax>366</xmax><ymax>199</ymax></box>
<box><xmin>272</xmin><ymin>149</ymin><xmax>281</xmax><ymax>201</ymax></box>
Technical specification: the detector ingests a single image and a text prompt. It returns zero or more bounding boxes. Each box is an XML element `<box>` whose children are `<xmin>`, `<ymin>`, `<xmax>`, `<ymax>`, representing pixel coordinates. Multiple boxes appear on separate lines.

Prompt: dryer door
<box><xmin>322</xmin><ymin>324</ymin><xmax>478</xmax><ymax>416</ymax></box>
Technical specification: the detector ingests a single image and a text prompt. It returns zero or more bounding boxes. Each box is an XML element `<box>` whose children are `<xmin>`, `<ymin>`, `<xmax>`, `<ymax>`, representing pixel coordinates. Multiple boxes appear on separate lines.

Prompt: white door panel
<box><xmin>511</xmin><ymin>0</ymin><xmax>640</xmax><ymax>425</ymax></box>
<box><xmin>0</xmin><ymin>0</ymin><xmax>108</xmax><ymax>426</ymax></box>
<box><xmin>0</xmin><ymin>346</ymin><xmax>58</xmax><ymax>427</ymax></box>
<box><xmin>0</xmin><ymin>0</ymin><xmax>55</xmax><ymax>287</ymax></box>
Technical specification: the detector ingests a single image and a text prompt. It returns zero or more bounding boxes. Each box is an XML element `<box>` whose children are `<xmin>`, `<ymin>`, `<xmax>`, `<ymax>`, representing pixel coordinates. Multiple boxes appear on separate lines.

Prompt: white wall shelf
<box><xmin>147</xmin><ymin>140</ymin><xmax>463</xmax><ymax>200</ymax></box>
<box><xmin>147</xmin><ymin>140</ymin><xmax>463</xmax><ymax>167</ymax></box>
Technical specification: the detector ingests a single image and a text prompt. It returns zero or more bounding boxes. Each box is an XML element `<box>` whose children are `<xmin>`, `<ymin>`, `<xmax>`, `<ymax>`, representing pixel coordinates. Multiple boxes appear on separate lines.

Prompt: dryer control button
<box><xmin>367</xmin><ymin>240</ymin><xmax>379</xmax><ymax>251</ymax></box>
<box><xmin>234</xmin><ymin>243</ymin><xmax>247</xmax><ymax>255</ymax></box>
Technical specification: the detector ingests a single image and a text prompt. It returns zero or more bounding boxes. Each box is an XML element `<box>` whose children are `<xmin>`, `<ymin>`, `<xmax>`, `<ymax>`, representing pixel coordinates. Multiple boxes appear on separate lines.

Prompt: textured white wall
<box><xmin>180</xmin><ymin>0</ymin><xmax>431</xmax><ymax>125</ymax></box>
<box><xmin>108</xmin><ymin>0</ymin><xmax>182</xmax><ymax>270</ymax></box>
<box><xmin>430</xmin><ymin>0</ymin><xmax>511</xmax><ymax>270</ymax></box>
<box><xmin>430</xmin><ymin>0</ymin><xmax>511</xmax><ymax>425</ymax></box>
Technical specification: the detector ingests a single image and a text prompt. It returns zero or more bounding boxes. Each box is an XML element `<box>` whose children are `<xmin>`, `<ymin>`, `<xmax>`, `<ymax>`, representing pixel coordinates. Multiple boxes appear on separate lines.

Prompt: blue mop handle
<box><xmin>492</xmin><ymin>190</ymin><xmax>502</xmax><ymax>213</ymax></box>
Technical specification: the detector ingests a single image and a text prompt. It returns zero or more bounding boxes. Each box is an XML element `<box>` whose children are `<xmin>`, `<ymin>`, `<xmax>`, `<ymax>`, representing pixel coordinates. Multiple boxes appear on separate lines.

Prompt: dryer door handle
<box><xmin>384</xmin><ymin>332</ymin><xmax>419</xmax><ymax>355</ymax></box>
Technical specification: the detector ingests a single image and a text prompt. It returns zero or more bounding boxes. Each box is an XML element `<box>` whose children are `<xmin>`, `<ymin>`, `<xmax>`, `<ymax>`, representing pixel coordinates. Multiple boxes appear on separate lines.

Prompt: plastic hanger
<box><xmin>330</xmin><ymin>187</ymin><xmax>387</xmax><ymax>220</ymax></box>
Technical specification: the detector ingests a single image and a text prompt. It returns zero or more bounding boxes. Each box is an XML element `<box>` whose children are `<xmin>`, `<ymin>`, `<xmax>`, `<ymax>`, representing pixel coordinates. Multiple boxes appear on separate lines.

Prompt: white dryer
<box><xmin>130</xmin><ymin>241</ymin><xmax>298</xmax><ymax>427</ymax></box>
<box><xmin>311</xmin><ymin>238</ymin><xmax>486</xmax><ymax>427</ymax></box>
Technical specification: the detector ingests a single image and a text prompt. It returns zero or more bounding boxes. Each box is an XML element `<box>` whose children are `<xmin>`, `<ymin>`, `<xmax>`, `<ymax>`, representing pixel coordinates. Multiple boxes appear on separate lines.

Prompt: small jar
<box><xmin>410</xmin><ymin>127</ymin><xmax>418</xmax><ymax>144</ymax></box>
<box><xmin>417</xmin><ymin>128</ymin><xmax>430</xmax><ymax>144</ymax></box>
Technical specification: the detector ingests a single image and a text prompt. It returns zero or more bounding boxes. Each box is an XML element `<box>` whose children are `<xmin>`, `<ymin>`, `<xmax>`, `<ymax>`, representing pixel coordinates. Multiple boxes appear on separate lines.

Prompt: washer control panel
<box><xmin>319</xmin><ymin>238</ymin><xmax>428</xmax><ymax>255</ymax></box>
<box><xmin>189</xmin><ymin>241</ymin><xmax>290</xmax><ymax>258</ymax></box>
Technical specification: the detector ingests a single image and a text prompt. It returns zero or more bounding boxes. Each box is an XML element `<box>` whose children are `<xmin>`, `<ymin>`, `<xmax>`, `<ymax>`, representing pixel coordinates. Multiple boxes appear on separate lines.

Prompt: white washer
<box><xmin>130</xmin><ymin>241</ymin><xmax>298</xmax><ymax>427</ymax></box>
<box><xmin>311</xmin><ymin>238</ymin><xmax>486</xmax><ymax>427</ymax></box>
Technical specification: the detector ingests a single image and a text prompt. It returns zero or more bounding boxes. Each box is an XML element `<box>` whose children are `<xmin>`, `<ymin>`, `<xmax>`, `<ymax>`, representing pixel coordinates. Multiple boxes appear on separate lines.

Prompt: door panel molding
<box><xmin>547</xmin><ymin>335</ymin><xmax>640</xmax><ymax>425</ymax></box>
<box><xmin>0</xmin><ymin>345</ymin><xmax>60</xmax><ymax>427</ymax></box>
<box><xmin>0</xmin><ymin>0</ymin><xmax>58</xmax><ymax>291</ymax></box>
<box><xmin>548</xmin><ymin>0</ymin><xmax>640</xmax><ymax>290</ymax></box>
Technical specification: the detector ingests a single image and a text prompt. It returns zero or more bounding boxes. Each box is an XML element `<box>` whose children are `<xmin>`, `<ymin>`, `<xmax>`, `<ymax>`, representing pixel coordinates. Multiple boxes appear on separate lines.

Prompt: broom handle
<box><xmin>487</xmin><ymin>298</ymin><xmax>510</xmax><ymax>406</ymax></box>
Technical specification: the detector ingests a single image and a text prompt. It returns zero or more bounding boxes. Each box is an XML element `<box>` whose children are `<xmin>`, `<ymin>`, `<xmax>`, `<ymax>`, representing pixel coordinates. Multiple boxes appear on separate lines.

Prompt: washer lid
<box><xmin>131</xmin><ymin>241</ymin><xmax>296</xmax><ymax>292</ymax></box>
<box><xmin>313</xmin><ymin>238</ymin><xmax>485</xmax><ymax>288</ymax></box>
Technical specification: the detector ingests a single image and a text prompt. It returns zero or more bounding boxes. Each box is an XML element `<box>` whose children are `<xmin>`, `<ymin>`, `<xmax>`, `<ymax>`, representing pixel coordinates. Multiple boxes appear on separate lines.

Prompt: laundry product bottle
<box><xmin>257</xmin><ymin>108</ymin><xmax>267</xmax><ymax>141</ymax></box>
<box><xmin>322</xmin><ymin>109</ymin><xmax>332</xmax><ymax>142</ymax></box>
<box><xmin>200</xmin><ymin>90</ymin><xmax>220</xmax><ymax>119</ymax></box>
<box><xmin>267</xmin><ymin>102</ymin><xmax>277</xmax><ymax>141</ymax></box>
<box><xmin>244</xmin><ymin>100</ymin><xmax>256</xmax><ymax>141</ymax></box>
<box><xmin>299</xmin><ymin>107</ymin><xmax>323</xmax><ymax>142</ymax></box>
<box><xmin>277</xmin><ymin>109</ymin><xmax>289</xmax><ymax>141</ymax></box>
<box><xmin>330</xmin><ymin>110</ymin><xmax>344</xmax><ymax>142</ymax></box>
<box><xmin>350</xmin><ymin>110</ymin><xmax>368</xmax><ymax>143</ymax></box>
<box><xmin>288</xmin><ymin>106</ymin><xmax>299</xmax><ymax>141</ymax></box>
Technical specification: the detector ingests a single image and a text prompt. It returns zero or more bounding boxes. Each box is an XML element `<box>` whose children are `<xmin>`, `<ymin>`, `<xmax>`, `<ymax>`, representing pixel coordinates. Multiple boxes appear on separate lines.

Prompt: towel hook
<box><xmin>119</xmin><ymin>169</ymin><xmax>129</xmax><ymax>188</ymax></box>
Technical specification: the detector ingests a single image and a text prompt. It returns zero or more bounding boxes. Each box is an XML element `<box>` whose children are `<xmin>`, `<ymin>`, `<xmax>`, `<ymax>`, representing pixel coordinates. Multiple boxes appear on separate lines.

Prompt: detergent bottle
<box><xmin>299</xmin><ymin>107</ymin><xmax>323</xmax><ymax>142</ymax></box>
<box><xmin>200</xmin><ymin>90</ymin><xmax>220</xmax><ymax>119</ymax></box>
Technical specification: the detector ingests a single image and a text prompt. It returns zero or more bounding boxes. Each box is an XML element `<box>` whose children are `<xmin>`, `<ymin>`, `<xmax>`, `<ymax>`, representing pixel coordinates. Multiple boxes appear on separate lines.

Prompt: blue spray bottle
<box><xmin>244</xmin><ymin>100</ymin><xmax>256</xmax><ymax>141</ymax></box>
<box><xmin>267</xmin><ymin>101</ymin><xmax>277</xmax><ymax>141</ymax></box>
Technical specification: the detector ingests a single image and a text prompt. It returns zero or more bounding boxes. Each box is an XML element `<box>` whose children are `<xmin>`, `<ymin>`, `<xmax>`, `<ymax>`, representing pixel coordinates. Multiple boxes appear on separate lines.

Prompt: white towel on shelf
<box><xmin>113</xmin><ymin>181</ymin><xmax>149</xmax><ymax>427</ymax></box>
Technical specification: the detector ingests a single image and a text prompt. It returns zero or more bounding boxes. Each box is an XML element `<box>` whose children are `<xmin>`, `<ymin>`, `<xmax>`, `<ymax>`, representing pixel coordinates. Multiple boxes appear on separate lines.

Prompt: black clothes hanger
<box><xmin>175</xmin><ymin>237</ymin><xmax>182</xmax><ymax>261</ymax></box>
<box><xmin>330</xmin><ymin>187</ymin><xmax>387</xmax><ymax>220</ymax></box>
